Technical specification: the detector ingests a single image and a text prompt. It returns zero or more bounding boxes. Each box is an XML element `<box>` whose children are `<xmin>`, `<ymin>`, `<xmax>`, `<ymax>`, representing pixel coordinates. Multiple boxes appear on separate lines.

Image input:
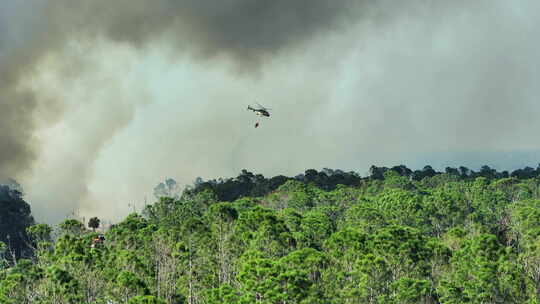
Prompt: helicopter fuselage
<box><xmin>255</xmin><ymin>110</ymin><xmax>270</xmax><ymax>117</ymax></box>
<box><xmin>248</xmin><ymin>106</ymin><xmax>270</xmax><ymax>117</ymax></box>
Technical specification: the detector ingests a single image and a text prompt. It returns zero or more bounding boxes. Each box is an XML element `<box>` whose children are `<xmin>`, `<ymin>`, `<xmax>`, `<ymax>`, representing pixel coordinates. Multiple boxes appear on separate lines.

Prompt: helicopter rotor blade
<box><xmin>256</xmin><ymin>102</ymin><xmax>271</xmax><ymax>111</ymax></box>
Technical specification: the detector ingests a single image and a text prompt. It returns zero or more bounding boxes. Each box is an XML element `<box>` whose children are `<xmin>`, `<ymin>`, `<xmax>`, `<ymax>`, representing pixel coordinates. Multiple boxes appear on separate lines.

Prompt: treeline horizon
<box><xmin>3</xmin><ymin>162</ymin><xmax>540</xmax><ymax>259</ymax></box>
<box><xmin>186</xmin><ymin>163</ymin><xmax>540</xmax><ymax>202</ymax></box>
<box><xmin>3</xmin><ymin>162</ymin><xmax>540</xmax><ymax>258</ymax></box>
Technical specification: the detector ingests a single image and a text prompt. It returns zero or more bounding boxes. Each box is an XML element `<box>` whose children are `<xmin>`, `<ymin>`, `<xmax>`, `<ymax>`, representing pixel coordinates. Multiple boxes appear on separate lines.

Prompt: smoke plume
<box><xmin>0</xmin><ymin>0</ymin><xmax>539</xmax><ymax>223</ymax></box>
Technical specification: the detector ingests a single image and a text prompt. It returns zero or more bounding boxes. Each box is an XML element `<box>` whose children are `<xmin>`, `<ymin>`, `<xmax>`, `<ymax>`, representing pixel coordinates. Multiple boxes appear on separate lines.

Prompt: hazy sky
<box><xmin>1</xmin><ymin>0</ymin><xmax>539</xmax><ymax>223</ymax></box>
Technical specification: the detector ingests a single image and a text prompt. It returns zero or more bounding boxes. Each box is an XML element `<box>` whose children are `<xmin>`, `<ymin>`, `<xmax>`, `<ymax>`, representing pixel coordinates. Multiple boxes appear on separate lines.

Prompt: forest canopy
<box><xmin>2</xmin><ymin>163</ymin><xmax>540</xmax><ymax>303</ymax></box>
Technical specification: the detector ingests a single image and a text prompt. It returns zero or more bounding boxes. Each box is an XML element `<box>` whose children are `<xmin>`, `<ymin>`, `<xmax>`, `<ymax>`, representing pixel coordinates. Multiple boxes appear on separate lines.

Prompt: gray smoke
<box><xmin>0</xmin><ymin>2</ymin><xmax>40</xmax><ymax>180</ymax></box>
<box><xmin>41</xmin><ymin>0</ymin><xmax>364</xmax><ymax>71</ymax></box>
<box><xmin>1</xmin><ymin>0</ymin><xmax>362</xmax><ymax>178</ymax></box>
<box><xmin>1</xmin><ymin>0</ymin><xmax>367</xmax><ymax>222</ymax></box>
<box><xmin>0</xmin><ymin>0</ymin><xmax>539</xmax><ymax>223</ymax></box>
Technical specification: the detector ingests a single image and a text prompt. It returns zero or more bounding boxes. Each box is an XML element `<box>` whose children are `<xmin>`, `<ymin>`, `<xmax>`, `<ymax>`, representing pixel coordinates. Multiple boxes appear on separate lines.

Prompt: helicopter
<box><xmin>247</xmin><ymin>103</ymin><xmax>271</xmax><ymax>128</ymax></box>
<box><xmin>247</xmin><ymin>103</ymin><xmax>271</xmax><ymax>117</ymax></box>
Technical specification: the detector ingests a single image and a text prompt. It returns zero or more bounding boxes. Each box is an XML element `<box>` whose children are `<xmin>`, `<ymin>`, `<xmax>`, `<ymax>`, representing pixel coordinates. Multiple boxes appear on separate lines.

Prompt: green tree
<box><xmin>438</xmin><ymin>234</ymin><xmax>527</xmax><ymax>303</ymax></box>
<box><xmin>208</xmin><ymin>203</ymin><xmax>238</xmax><ymax>285</ymax></box>
<box><xmin>235</xmin><ymin>206</ymin><xmax>295</xmax><ymax>257</ymax></box>
<box><xmin>391</xmin><ymin>277</ymin><xmax>431</xmax><ymax>304</ymax></box>
<box><xmin>129</xmin><ymin>295</ymin><xmax>167</xmax><ymax>304</ymax></box>
<box><xmin>26</xmin><ymin>223</ymin><xmax>53</xmax><ymax>258</ymax></box>
<box><xmin>26</xmin><ymin>224</ymin><xmax>52</xmax><ymax>244</ymax></box>
<box><xmin>238</xmin><ymin>249</ymin><xmax>325</xmax><ymax>304</ymax></box>
<box><xmin>59</xmin><ymin>219</ymin><xmax>85</xmax><ymax>236</ymax></box>
<box><xmin>88</xmin><ymin>217</ymin><xmax>101</xmax><ymax>232</ymax></box>
<box><xmin>45</xmin><ymin>266</ymin><xmax>84</xmax><ymax>303</ymax></box>
<box><xmin>115</xmin><ymin>271</ymin><xmax>150</xmax><ymax>302</ymax></box>
<box><xmin>299</xmin><ymin>209</ymin><xmax>334</xmax><ymax>250</ymax></box>
<box><xmin>0</xmin><ymin>184</ymin><xmax>35</xmax><ymax>257</ymax></box>
<box><xmin>0</xmin><ymin>241</ymin><xmax>7</xmax><ymax>270</ymax></box>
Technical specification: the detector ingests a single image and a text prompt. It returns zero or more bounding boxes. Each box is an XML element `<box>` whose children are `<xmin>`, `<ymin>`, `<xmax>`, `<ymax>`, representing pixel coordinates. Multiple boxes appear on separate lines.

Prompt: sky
<box><xmin>1</xmin><ymin>0</ymin><xmax>539</xmax><ymax>224</ymax></box>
